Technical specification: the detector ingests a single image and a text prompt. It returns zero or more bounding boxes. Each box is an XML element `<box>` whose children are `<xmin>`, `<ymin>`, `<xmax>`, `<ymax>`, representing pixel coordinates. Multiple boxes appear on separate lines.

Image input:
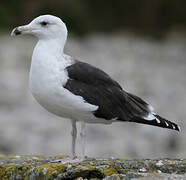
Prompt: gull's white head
<box><xmin>11</xmin><ymin>15</ymin><xmax>67</xmax><ymax>40</ymax></box>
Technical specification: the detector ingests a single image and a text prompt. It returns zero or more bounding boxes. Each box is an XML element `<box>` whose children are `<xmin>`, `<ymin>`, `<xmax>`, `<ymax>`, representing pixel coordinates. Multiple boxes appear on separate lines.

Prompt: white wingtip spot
<box><xmin>156</xmin><ymin>118</ymin><xmax>161</xmax><ymax>123</ymax></box>
<box><xmin>144</xmin><ymin>113</ymin><xmax>155</xmax><ymax>121</ymax></box>
<box><xmin>165</xmin><ymin>121</ymin><xmax>169</xmax><ymax>126</ymax></box>
<box><xmin>172</xmin><ymin>124</ymin><xmax>176</xmax><ymax>129</ymax></box>
<box><xmin>178</xmin><ymin>125</ymin><xmax>181</xmax><ymax>132</ymax></box>
<box><xmin>144</xmin><ymin>113</ymin><xmax>161</xmax><ymax>124</ymax></box>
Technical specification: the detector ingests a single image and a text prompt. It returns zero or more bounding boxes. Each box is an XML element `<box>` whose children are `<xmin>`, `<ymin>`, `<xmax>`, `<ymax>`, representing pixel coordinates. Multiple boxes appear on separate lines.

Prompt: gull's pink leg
<box><xmin>80</xmin><ymin>121</ymin><xmax>86</xmax><ymax>160</ymax></box>
<box><xmin>51</xmin><ymin>120</ymin><xmax>78</xmax><ymax>163</ymax></box>
<box><xmin>51</xmin><ymin>121</ymin><xmax>85</xmax><ymax>164</ymax></box>
<box><xmin>71</xmin><ymin>120</ymin><xmax>77</xmax><ymax>159</ymax></box>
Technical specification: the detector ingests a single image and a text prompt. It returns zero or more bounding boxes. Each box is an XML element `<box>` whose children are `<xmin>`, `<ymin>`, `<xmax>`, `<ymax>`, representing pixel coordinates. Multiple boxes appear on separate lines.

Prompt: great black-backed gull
<box><xmin>11</xmin><ymin>15</ymin><xmax>180</xmax><ymax>162</ymax></box>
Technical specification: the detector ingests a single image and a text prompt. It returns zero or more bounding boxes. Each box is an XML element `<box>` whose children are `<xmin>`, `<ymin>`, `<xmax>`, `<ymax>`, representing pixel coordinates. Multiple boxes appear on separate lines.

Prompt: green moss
<box><xmin>35</xmin><ymin>163</ymin><xmax>65</xmax><ymax>178</ymax></box>
<box><xmin>8</xmin><ymin>155</ymin><xmax>20</xmax><ymax>159</ymax></box>
<box><xmin>0</xmin><ymin>154</ymin><xmax>7</xmax><ymax>158</ymax></box>
<box><xmin>101</xmin><ymin>167</ymin><xmax>118</xmax><ymax>176</ymax></box>
<box><xmin>104</xmin><ymin>161</ymin><xmax>113</xmax><ymax>166</ymax></box>
<box><xmin>0</xmin><ymin>163</ymin><xmax>17</xmax><ymax>180</ymax></box>
<box><xmin>55</xmin><ymin>155</ymin><xmax>68</xmax><ymax>158</ymax></box>
<box><xmin>84</xmin><ymin>165</ymin><xmax>95</xmax><ymax>170</ymax></box>
<box><xmin>120</xmin><ymin>158</ymin><xmax>131</xmax><ymax>160</ymax></box>
<box><xmin>0</xmin><ymin>155</ymin><xmax>185</xmax><ymax>179</ymax></box>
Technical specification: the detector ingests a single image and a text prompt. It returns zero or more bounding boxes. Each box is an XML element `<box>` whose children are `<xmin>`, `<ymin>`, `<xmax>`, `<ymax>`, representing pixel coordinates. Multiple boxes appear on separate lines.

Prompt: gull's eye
<box><xmin>40</xmin><ymin>21</ymin><xmax>48</xmax><ymax>26</ymax></box>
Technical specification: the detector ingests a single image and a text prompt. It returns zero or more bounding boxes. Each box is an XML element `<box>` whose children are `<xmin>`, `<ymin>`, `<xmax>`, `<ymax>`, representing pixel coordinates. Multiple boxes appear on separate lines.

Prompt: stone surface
<box><xmin>0</xmin><ymin>155</ymin><xmax>185</xmax><ymax>179</ymax></box>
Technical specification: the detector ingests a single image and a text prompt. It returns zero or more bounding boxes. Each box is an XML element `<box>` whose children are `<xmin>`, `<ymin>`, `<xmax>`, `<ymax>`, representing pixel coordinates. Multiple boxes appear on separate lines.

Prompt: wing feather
<box><xmin>64</xmin><ymin>60</ymin><xmax>150</xmax><ymax>121</ymax></box>
<box><xmin>64</xmin><ymin>60</ymin><xmax>180</xmax><ymax>131</ymax></box>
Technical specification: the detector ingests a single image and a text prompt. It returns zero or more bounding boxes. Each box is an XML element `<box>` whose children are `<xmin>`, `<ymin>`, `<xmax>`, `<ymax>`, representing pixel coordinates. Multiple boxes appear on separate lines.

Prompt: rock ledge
<box><xmin>0</xmin><ymin>155</ymin><xmax>185</xmax><ymax>179</ymax></box>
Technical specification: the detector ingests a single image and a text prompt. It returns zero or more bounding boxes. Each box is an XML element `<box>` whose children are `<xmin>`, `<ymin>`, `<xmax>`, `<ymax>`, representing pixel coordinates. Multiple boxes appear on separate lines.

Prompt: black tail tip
<box><xmin>154</xmin><ymin>114</ymin><xmax>181</xmax><ymax>132</ymax></box>
<box><xmin>176</xmin><ymin>125</ymin><xmax>181</xmax><ymax>132</ymax></box>
<box><xmin>131</xmin><ymin>114</ymin><xmax>181</xmax><ymax>132</ymax></box>
<box><xmin>171</xmin><ymin>124</ymin><xmax>181</xmax><ymax>132</ymax></box>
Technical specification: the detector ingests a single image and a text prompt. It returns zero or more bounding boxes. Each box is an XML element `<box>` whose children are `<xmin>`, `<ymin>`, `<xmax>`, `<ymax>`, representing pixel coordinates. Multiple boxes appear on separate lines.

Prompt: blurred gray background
<box><xmin>0</xmin><ymin>0</ymin><xmax>185</xmax><ymax>158</ymax></box>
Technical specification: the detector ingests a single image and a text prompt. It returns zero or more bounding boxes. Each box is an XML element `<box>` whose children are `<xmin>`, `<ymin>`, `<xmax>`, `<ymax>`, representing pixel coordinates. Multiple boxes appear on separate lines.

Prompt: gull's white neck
<box><xmin>29</xmin><ymin>37</ymin><xmax>70</xmax><ymax>97</ymax></box>
<box><xmin>35</xmin><ymin>38</ymin><xmax>65</xmax><ymax>57</ymax></box>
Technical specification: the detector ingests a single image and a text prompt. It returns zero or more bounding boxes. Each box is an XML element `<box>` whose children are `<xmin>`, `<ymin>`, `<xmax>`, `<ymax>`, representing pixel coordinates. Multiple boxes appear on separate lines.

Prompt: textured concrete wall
<box><xmin>0</xmin><ymin>155</ymin><xmax>185</xmax><ymax>179</ymax></box>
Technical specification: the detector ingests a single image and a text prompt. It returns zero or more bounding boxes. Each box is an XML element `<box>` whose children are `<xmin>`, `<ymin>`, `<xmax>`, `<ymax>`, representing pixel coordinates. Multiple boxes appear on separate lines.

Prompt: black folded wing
<box><xmin>64</xmin><ymin>60</ymin><xmax>150</xmax><ymax>121</ymax></box>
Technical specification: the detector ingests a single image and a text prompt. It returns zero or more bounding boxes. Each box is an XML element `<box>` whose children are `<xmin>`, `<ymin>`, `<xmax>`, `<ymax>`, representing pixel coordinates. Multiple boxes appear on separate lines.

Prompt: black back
<box><xmin>64</xmin><ymin>60</ymin><xmax>180</xmax><ymax>131</ymax></box>
<box><xmin>64</xmin><ymin>60</ymin><xmax>150</xmax><ymax>121</ymax></box>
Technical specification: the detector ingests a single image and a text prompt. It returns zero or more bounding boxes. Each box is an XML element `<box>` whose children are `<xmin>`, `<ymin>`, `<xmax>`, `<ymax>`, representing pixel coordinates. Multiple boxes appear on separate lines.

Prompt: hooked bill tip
<box><xmin>11</xmin><ymin>27</ymin><xmax>21</xmax><ymax>36</ymax></box>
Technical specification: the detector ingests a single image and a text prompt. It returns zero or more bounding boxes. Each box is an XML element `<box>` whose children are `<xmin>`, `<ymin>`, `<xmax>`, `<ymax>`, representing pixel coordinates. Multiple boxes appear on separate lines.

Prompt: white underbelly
<box><xmin>32</xmin><ymin>90</ymin><xmax>112</xmax><ymax>124</ymax></box>
<box><xmin>29</xmin><ymin>71</ymin><xmax>98</xmax><ymax>122</ymax></box>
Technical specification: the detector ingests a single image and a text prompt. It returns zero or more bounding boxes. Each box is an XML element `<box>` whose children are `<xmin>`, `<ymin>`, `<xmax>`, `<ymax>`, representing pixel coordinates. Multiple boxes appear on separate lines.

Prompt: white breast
<box><xmin>29</xmin><ymin>40</ymin><xmax>98</xmax><ymax>121</ymax></box>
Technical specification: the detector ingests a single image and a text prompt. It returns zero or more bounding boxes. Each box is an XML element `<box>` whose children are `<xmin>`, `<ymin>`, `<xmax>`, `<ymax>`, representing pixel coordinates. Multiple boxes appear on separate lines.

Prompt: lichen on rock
<box><xmin>0</xmin><ymin>155</ymin><xmax>185</xmax><ymax>179</ymax></box>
